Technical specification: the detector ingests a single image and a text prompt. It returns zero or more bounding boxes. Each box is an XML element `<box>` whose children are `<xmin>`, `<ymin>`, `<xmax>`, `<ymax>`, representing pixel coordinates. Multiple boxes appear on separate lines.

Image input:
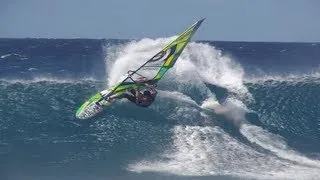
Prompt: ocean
<box><xmin>0</xmin><ymin>38</ymin><xmax>319</xmax><ymax>180</ymax></box>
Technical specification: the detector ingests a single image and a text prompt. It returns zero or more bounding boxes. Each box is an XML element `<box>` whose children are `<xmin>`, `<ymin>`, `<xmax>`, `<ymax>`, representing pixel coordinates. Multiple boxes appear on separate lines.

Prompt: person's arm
<box><xmin>135</xmin><ymin>86</ymin><xmax>141</xmax><ymax>103</ymax></box>
<box><xmin>135</xmin><ymin>89</ymin><xmax>140</xmax><ymax>98</ymax></box>
<box><xmin>145</xmin><ymin>83</ymin><xmax>157</xmax><ymax>95</ymax></box>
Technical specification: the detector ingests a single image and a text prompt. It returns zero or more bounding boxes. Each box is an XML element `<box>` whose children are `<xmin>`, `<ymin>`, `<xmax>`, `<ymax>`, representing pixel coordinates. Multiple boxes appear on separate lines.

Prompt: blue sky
<box><xmin>1</xmin><ymin>0</ymin><xmax>319</xmax><ymax>42</ymax></box>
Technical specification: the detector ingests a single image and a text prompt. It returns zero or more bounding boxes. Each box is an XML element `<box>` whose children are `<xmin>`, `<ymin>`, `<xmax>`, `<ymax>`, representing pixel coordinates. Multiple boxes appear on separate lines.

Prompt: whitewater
<box><xmin>0</xmin><ymin>38</ymin><xmax>319</xmax><ymax>180</ymax></box>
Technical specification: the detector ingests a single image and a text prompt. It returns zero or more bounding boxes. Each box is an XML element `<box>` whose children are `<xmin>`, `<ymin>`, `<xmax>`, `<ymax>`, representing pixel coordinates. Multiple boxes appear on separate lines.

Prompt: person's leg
<box><xmin>108</xmin><ymin>89</ymin><xmax>136</xmax><ymax>103</ymax></box>
<box><xmin>108</xmin><ymin>93</ymin><xmax>124</xmax><ymax>100</ymax></box>
<box><xmin>124</xmin><ymin>93</ymin><xmax>136</xmax><ymax>103</ymax></box>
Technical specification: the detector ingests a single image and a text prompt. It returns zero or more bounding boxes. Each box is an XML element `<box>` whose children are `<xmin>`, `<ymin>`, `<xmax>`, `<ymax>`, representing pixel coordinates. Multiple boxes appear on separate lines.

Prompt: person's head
<box><xmin>141</xmin><ymin>90</ymin><xmax>152</xmax><ymax>102</ymax></box>
<box><xmin>143</xmin><ymin>90</ymin><xmax>151</xmax><ymax>97</ymax></box>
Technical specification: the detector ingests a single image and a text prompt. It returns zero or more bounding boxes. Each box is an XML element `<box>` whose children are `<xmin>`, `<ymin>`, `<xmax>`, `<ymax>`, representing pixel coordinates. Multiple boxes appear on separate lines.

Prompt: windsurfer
<box><xmin>106</xmin><ymin>81</ymin><xmax>157</xmax><ymax>107</ymax></box>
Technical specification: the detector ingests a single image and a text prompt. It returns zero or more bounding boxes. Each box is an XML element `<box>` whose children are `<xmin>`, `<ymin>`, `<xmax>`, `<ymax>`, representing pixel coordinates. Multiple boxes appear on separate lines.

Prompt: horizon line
<box><xmin>0</xmin><ymin>37</ymin><xmax>319</xmax><ymax>44</ymax></box>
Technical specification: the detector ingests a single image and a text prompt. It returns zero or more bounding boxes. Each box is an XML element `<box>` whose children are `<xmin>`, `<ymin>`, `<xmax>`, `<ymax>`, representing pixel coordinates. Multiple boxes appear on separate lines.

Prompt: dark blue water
<box><xmin>0</xmin><ymin>38</ymin><xmax>320</xmax><ymax>180</ymax></box>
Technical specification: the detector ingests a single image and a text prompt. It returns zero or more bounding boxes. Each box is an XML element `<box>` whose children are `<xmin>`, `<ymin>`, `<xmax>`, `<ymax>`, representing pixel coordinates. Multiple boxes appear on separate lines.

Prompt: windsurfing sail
<box><xmin>102</xmin><ymin>18</ymin><xmax>205</xmax><ymax>98</ymax></box>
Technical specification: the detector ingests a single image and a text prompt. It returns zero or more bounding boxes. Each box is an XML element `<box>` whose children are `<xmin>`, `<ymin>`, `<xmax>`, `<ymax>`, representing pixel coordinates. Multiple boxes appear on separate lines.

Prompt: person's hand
<box><xmin>145</xmin><ymin>83</ymin><xmax>157</xmax><ymax>88</ymax></box>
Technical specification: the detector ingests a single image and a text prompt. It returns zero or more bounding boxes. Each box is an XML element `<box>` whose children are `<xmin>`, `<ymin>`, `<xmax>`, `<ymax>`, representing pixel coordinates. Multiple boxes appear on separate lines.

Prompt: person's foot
<box><xmin>106</xmin><ymin>96</ymin><xmax>116</xmax><ymax>103</ymax></box>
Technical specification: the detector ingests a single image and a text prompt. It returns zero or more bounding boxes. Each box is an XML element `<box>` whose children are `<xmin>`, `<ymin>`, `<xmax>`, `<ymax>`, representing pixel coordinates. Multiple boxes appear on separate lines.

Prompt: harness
<box><xmin>136</xmin><ymin>93</ymin><xmax>155</xmax><ymax>107</ymax></box>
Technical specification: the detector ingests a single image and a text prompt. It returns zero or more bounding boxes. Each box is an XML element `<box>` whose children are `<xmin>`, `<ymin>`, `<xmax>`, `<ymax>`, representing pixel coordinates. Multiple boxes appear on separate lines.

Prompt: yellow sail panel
<box><xmin>163</xmin><ymin>54</ymin><xmax>175</xmax><ymax>67</ymax></box>
<box><xmin>151</xmin><ymin>18</ymin><xmax>205</xmax><ymax>79</ymax></box>
<box><xmin>162</xmin><ymin>19</ymin><xmax>203</xmax><ymax>51</ymax></box>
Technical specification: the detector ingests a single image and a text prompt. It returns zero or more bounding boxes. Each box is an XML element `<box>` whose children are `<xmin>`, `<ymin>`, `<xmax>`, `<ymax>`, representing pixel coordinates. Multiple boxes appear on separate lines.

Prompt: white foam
<box><xmin>0</xmin><ymin>77</ymin><xmax>98</xmax><ymax>84</ymax></box>
<box><xmin>240</xmin><ymin>124</ymin><xmax>320</xmax><ymax>168</ymax></box>
<box><xmin>200</xmin><ymin>97</ymin><xmax>222</xmax><ymax>112</ymax></box>
<box><xmin>245</xmin><ymin>71</ymin><xmax>320</xmax><ymax>84</ymax></box>
<box><xmin>128</xmin><ymin>95</ymin><xmax>320</xmax><ymax>179</ymax></box>
<box><xmin>201</xmin><ymin>97</ymin><xmax>320</xmax><ymax>169</ymax></box>
<box><xmin>28</xmin><ymin>67</ymin><xmax>38</xmax><ymax>71</ymax></box>
<box><xmin>0</xmin><ymin>53</ymin><xmax>26</xmax><ymax>59</ymax></box>
<box><xmin>104</xmin><ymin>38</ymin><xmax>320</xmax><ymax>179</ymax></box>
<box><xmin>105</xmin><ymin>38</ymin><xmax>175</xmax><ymax>86</ymax></box>
<box><xmin>104</xmin><ymin>39</ymin><xmax>250</xmax><ymax>99</ymax></box>
<box><xmin>0</xmin><ymin>54</ymin><xmax>12</xmax><ymax>59</ymax></box>
<box><xmin>175</xmin><ymin>42</ymin><xmax>248</xmax><ymax>96</ymax></box>
<box><xmin>129</xmin><ymin>124</ymin><xmax>320</xmax><ymax>179</ymax></box>
<box><xmin>201</xmin><ymin>97</ymin><xmax>250</xmax><ymax>126</ymax></box>
<box><xmin>157</xmin><ymin>90</ymin><xmax>199</xmax><ymax>107</ymax></box>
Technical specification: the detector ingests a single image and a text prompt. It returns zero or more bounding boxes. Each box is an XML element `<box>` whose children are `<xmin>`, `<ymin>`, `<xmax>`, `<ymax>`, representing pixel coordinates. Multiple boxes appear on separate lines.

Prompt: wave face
<box><xmin>0</xmin><ymin>38</ymin><xmax>320</xmax><ymax>180</ymax></box>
